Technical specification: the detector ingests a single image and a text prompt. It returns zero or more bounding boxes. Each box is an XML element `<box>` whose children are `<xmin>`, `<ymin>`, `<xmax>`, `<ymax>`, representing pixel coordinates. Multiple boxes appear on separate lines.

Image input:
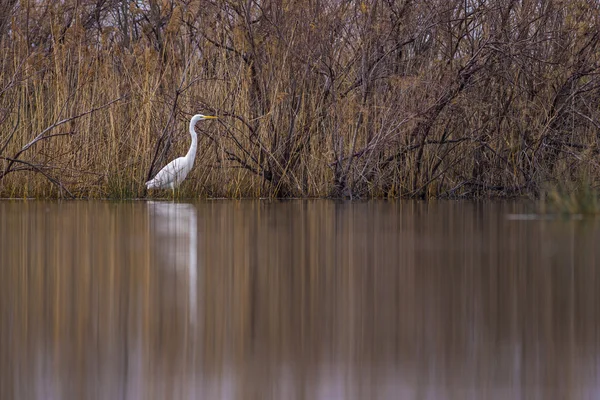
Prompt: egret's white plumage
<box><xmin>146</xmin><ymin>114</ymin><xmax>216</xmax><ymax>195</ymax></box>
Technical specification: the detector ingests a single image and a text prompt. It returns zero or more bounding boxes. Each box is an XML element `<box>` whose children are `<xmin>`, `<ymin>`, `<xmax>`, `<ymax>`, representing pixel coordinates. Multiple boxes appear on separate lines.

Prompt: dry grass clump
<box><xmin>542</xmin><ymin>179</ymin><xmax>600</xmax><ymax>215</ymax></box>
<box><xmin>1</xmin><ymin>1</ymin><xmax>600</xmax><ymax>199</ymax></box>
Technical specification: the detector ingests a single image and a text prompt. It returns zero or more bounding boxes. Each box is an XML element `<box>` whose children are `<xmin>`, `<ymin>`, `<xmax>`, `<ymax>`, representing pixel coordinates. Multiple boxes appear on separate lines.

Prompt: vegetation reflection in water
<box><xmin>1</xmin><ymin>200</ymin><xmax>600</xmax><ymax>399</ymax></box>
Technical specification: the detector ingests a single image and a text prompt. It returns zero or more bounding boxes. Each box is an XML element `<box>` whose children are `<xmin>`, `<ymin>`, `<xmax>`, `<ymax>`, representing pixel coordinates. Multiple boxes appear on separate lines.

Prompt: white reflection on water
<box><xmin>147</xmin><ymin>201</ymin><xmax>198</xmax><ymax>327</ymax></box>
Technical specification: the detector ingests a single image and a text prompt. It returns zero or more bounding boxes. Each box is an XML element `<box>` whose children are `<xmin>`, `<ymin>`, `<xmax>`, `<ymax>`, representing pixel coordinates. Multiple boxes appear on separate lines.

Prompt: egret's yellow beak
<box><xmin>203</xmin><ymin>115</ymin><xmax>218</xmax><ymax>119</ymax></box>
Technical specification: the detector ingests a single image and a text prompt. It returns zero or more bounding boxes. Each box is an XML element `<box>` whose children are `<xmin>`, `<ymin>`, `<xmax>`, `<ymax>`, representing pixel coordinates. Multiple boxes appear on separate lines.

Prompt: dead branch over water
<box><xmin>0</xmin><ymin>0</ymin><xmax>599</xmax><ymax>199</ymax></box>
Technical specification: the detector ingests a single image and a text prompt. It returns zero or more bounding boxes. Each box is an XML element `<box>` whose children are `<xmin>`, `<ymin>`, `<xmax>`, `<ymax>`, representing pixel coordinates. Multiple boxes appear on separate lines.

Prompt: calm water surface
<box><xmin>1</xmin><ymin>200</ymin><xmax>600</xmax><ymax>399</ymax></box>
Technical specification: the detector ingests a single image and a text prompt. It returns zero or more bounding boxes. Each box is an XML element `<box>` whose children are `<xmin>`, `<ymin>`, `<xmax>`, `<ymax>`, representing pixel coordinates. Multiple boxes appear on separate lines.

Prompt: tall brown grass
<box><xmin>1</xmin><ymin>0</ymin><xmax>600</xmax><ymax>199</ymax></box>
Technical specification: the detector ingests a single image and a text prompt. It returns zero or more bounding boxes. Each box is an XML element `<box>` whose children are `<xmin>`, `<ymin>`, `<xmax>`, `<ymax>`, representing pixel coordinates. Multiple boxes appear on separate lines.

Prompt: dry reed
<box><xmin>1</xmin><ymin>0</ymin><xmax>600</xmax><ymax>199</ymax></box>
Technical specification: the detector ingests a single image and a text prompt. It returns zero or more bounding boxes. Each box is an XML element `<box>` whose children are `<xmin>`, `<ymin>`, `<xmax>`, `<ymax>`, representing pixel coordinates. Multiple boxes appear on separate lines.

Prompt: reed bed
<box><xmin>1</xmin><ymin>0</ymin><xmax>600</xmax><ymax>199</ymax></box>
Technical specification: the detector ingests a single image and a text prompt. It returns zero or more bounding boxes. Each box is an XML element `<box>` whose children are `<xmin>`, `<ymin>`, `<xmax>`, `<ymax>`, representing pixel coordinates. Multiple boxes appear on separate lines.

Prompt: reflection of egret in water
<box><xmin>147</xmin><ymin>201</ymin><xmax>198</xmax><ymax>326</ymax></box>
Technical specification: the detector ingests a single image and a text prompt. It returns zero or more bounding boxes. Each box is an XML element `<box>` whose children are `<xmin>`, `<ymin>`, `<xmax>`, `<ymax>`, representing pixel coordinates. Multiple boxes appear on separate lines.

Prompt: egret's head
<box><xmin>190</xmin><ymin>114</ymin><xmax>218</xmax><ymax>133</ymax></box>
<box><xmin>190</xmin><ymin>114</ymin><xmax>218</xmax><ymax>127</ymax></box>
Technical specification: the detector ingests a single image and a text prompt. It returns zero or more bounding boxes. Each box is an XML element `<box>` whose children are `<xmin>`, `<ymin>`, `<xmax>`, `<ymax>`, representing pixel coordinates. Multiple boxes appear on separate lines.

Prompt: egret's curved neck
<box><xmin>185</xmin><ymin>116</ymin><xmax>200</xmax><ymax>161</ymax></box>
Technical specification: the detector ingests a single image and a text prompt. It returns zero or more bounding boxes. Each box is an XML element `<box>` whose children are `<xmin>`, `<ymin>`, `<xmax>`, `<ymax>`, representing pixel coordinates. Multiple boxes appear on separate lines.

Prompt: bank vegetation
<box><xmin>1</xmin><ymin>0</ymin><xmax>599</xmax><ymax>199</ymax></box>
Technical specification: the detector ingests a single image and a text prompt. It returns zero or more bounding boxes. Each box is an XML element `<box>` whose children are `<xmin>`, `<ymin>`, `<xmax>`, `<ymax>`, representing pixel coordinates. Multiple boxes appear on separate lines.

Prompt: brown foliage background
<box><xmin>1</xmin><ymin>0</ymin><xmax>599</xmax><ymax>198</ymax></box>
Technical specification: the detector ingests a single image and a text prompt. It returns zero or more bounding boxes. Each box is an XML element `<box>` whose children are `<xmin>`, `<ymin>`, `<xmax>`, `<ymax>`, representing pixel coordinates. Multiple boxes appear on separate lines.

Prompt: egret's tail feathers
<box><xmin>146</xmin><ymin>177</ymin><xmax>171</xmax><ymax>190</ymax></box>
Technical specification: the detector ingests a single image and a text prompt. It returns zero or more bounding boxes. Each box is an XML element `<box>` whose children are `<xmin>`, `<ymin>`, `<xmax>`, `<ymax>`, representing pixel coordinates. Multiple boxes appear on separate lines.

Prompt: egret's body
<box><xmin>146</xmin><ymin>114</ymin><xmax>216</xmax><ymax>195</ymax></box>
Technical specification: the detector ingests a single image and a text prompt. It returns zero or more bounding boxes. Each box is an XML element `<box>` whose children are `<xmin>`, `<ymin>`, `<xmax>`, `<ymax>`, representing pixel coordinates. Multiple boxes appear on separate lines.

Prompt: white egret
<box><xmin>146</xmin><ymin>114</ymin><xmax>217</xmax><ymax>196</ymax></box>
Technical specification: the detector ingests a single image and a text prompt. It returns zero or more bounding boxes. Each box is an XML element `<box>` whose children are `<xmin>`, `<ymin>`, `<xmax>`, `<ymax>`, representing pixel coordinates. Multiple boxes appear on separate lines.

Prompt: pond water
<box><xmin>1</xmin><ymin>200</ymin><xmax>600</xmax><ymax>399</ymax></box>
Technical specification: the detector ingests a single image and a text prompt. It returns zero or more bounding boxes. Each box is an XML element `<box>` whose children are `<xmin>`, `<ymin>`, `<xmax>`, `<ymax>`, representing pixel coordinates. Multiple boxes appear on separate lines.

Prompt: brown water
<box><xmin>1</xmin><ymin>200</ymin><xmax>600</xmax><ymax>400</ymax></box>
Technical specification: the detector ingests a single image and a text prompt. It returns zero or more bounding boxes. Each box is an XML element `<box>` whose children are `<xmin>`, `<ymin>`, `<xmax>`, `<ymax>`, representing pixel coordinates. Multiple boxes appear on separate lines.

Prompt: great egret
<box><xmin>146</xmin><ymin>114</ymin><xmax>217</xmax><ymax>196</ymax></box>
